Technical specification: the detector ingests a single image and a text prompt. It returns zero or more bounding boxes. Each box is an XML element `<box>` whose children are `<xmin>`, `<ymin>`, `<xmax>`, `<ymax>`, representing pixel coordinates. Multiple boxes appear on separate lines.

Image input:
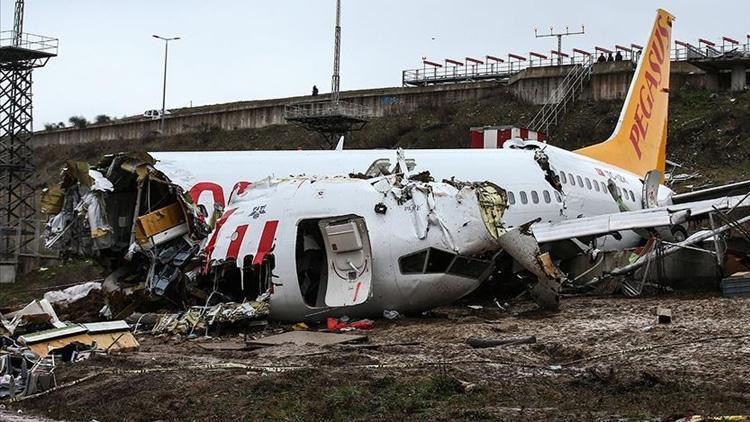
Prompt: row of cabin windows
<box><xmin>507</xmin><ymin>189</ymin><xmax>562</xmax><ymax>205</ymax></box>
<box><xmin>558</xmin><ymin>171</ymin><xmax>638</xmax><ymax>203</ymax></box>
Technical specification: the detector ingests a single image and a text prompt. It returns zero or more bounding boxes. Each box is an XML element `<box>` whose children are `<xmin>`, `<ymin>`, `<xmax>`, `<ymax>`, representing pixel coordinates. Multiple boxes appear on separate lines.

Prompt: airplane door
<box><xmin>317</xmin><ymin>217</ymin><xmax>373</xmax><ymax>307</ymax></box>
<box><xmin>642</xmin><ymin>170</ymin><xmax>661</xmax><ymax>208</ymax></box>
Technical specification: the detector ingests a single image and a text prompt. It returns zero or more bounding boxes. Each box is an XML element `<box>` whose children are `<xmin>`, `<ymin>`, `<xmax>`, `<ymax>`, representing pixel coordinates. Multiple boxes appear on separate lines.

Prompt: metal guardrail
<box><xmin>403</xmin><ymin>41</ymin><xmax>750</xmax><ymax>86</ymax></box>
<box><xmin>0</xmin><ymin>31</ymin><xmax>58</xmax><ymax>55</ymax></box>
<box><xmin>284</xmin><ymin>100</ymin><xmax>371</xmax><ymax>121</ymax></box>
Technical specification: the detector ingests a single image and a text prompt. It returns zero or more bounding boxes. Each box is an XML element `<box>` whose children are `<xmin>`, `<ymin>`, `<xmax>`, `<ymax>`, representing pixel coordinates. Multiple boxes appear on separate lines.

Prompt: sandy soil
<box><xmin>7</xmin><ymin>293</ymin><xmax>750</xmax><ymax>421</ymax></box>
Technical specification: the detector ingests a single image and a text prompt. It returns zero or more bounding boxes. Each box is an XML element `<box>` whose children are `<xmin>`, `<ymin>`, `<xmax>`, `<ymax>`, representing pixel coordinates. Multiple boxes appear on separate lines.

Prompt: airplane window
<box><xmin>576</xmin><ymin>175</ymin><xmax>584</xmax><ymax>187</ymax></box>
<box><xmin>631</xmin><ymin>190</ymin><xmax>637</xmax><ymax>202</ymax></box>
<box><xmin>585</xmin><ymin>178</ymin><xmax>592</xmax><ymax>190</ymax></box>
<box><xmin>399</xmin><ymin>250</ymin><xmax>428</xmax><ymax>274</ymax></box>
<box><xmin>543</xmin><ymin>190</ymin><xmax>551</xmax><ymax>203</ymax></box>
<box><xmin>531</xmin><ymin>191</ymin><xmax>539</xmax><ymax>204</ymax></box>
<box><xmin>600</xmin><ymin>182</ymin><xmax>607</xmax><ymax>193</ymax></box>
<box><xmin>425</xmin><ymin>248</ymin><xmax>455</xmax><ymax>273</ymax></box>
<box><xmin>508</xmin><ymin>191</ymin><xmax>516</xmax><ymax>205</ymax></box>
<box><xmin>448</xmin><ymin>256</ymin><xmax>492</xmax><ymax>279</ymax></box>
<box><xmin>520</xmin><ymin>191</ymin><xmax>528</xmax><ymax>204</ymax></box>
<box><xmin>616</xmin><ymin>186</ymin><xmax>622</xmax><ymax>197</ymax></box>
<box><xmin>560</xmin><ymin>172</ymin><xmax>568</xmax><ymax>184</ymax></box>
<box><xmin>554</xmin><ymin>191</ymin><xmax>562</xmax><ymax>202</ymax></box>
<box><xmin>569</xmin><ymin>176</ymin><xmax>575</xmax><ymax>186</ymax></box>
<box><xmin>593</xmin><ymin>181</ymin><xmax>600</xmax><ymax>192</ymax></box>
<box><xmin>400</xmin><ymin>248</ymin><xmax>493</xmax><ymax>279</ymax></box>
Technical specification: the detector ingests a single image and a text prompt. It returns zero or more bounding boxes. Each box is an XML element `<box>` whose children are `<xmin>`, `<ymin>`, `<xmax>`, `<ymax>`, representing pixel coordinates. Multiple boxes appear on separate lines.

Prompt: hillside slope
<box><xmin>33</xmin><ymin>88</ymin><xmax>749</xmax><ymax>188</ymax></box>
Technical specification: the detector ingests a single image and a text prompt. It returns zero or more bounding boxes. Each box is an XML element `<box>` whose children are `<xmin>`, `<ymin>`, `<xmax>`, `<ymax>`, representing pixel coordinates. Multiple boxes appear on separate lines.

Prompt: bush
<box><xmin>68</xmin><ymin>116</ymin><xmax>88</xmax><ymax>128</ymax></box>
<box><xmin>94</xmin><ymin>114</ymin><xmax>112</xmax><ymax>124</ymax></box>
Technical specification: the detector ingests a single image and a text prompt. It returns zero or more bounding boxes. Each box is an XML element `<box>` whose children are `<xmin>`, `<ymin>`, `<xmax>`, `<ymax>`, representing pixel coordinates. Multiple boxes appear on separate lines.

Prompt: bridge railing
<box><xmin>404</xmin><ymin>40</ymin><xmax>750</xmax><ymax>87</ymax></box>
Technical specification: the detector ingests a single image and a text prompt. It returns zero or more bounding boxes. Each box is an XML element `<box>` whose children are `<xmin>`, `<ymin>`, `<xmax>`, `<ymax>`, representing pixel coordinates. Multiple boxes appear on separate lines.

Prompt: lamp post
<box><xmin>152</xmin><ymin>34</ymin><xmax>180</xmax><ymax>132</ymax></box>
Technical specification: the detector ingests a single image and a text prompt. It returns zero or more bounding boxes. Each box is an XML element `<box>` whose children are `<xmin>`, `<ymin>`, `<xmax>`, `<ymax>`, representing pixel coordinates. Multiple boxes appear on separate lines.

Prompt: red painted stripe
<box><xmin>470</xmin><ymin>130</ymin><xmax>483</xmax><ymax>148</ymax></box>
<box><xmin>353</xmin><ymin>281</ymin><xmax>362</xmax><ymax>302</ymax></box>
<box><xmin>189</xmin><ymin>182</ymin><xmax>225</xmax><ymax>208</ymax></box>
<box><xmin>204</xmin><ymin>208</ymin><xmax>237</xmax><ymax>262</ymax></box>
<box><xmin>225</xmin><ymin>224</ymin><xmax>248</xmax><ymax>260</ymax></box>
<box><xmin>253</xmin><ymin>220</ymin><xmax>279</xmax><ymax>265</ymax></box>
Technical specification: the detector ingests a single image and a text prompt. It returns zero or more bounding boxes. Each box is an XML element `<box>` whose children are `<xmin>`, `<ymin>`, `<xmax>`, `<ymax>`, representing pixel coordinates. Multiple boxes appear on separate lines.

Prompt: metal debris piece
<box><xmin>247</xmin><ymin>331</ymin><xmax>367</xmax><ymax>347</ymax></box>
<box><xmin>655</xmin><ymin>307</ymin><xmax>672</xmax><ymax>324</ymax></box>
<box><xmin>721</xmin><ymin>272</ymin><xmax>750</xmax><ymax>297</ymax></box>
<box><xmin>466</xmin><ymin>335</ymin><xmax>537</xmax><ymax>349</ymax></box>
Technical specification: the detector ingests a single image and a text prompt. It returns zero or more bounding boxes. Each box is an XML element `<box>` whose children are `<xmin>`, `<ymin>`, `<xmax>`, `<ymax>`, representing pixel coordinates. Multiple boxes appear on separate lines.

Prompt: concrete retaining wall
<box><xmin>32</xmin><ymin>82</ymin><xmax>507</xmax><ymax>147</ymax></box>
<box><xmin>32</xmin><ymin>61</ymin><xmax>721</xmax><ymax>147</ymax></box>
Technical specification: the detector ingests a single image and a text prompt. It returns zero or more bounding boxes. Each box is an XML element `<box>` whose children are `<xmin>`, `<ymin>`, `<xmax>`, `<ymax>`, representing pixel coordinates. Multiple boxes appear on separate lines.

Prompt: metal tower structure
<box><xmin>0</xmin><ymin>0</ymin><xmax>57</xmax><ymax>282</ymax></box>
<box><xmin>284</xmin><ymin>0</ymin><xmax>370</xmax><ymax>148</ymax></box>
<box><xmin>330</xmin><ymin>0</ymin><xmax>341</xmax><ymax>103</ymax></box>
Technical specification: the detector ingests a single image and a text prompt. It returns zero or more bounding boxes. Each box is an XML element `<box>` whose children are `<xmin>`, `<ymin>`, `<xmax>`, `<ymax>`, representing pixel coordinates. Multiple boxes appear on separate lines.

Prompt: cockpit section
<box><xmin>398</xmin><ymin>247</ymin><xmax>494</xmax><ymax>280</ymax></box>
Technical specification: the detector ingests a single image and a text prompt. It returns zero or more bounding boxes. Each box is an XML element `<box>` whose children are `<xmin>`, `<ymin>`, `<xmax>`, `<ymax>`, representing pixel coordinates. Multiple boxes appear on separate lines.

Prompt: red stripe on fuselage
<box><xmin>225</xmin><ymin>224</ymin><xmax>249</xmax><ymax>260</ymax></box>
<box><xmin>253</xmin><ymin>220</ymin><xmax>279</xmax><ymax>265</ymax></box>
<box><xmin>204</xmin><ymin>208</ymin><xmax>237</xmax><ymax>264</ymax></box>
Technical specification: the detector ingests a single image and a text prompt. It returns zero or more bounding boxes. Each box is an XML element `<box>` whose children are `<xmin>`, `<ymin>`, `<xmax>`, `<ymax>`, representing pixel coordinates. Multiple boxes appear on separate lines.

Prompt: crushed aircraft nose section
<box><xmin>42</xmin><ymin>153</ymin><xmax>210</xmax><ymax>313</ymax></box>
<box><xmin>202</xmin><ymin>166</ymin><xmax>510</xmax><ymax>321</ymax></box>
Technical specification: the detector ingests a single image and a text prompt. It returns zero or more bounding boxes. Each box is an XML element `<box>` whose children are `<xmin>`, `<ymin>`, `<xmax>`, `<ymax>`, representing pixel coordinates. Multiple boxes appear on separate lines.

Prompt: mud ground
<box><xmin>7</xmin><ymin>293</ymin><xmax>750</xmax><ymax>421</ymax></box>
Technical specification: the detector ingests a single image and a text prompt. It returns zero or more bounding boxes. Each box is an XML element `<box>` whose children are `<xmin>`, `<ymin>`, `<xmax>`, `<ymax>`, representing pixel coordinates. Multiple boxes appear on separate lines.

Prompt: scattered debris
<box><xmin>150</xmin><ymin>301</ymin><xmax>269</xmax><ymax>336</ymax></box>
<box><xmin>466</xmin><ymin>335</ymin><xmax>537</xmax><ymax>349</ymax></box>
<box><xmin>327</xmin><ymin>317</ymin><xmax>375</xmax><ymax>332</ymax></box>
<box><xmin>42</xmin><ymin>281</ymin><xmax>101</xmax><ymax>307</ymax></box>
<box><xmin>246</xmin><ymin>331</ymin><xmax>367</xmax><ymax>347</ymax></box>
<box><xmin>655</xmin><ymin>307</ymin><xmax>672</xmax><ymax>324</ymax></box>
<box><xmin>382</xmin><ymin>310</ymin><xmax>402</xmax><ymax>320</ymax></box>
<box><xmin>721</xmin><ymin>272</ymin><xmax>750</xmax><ymax>297</ymax></box>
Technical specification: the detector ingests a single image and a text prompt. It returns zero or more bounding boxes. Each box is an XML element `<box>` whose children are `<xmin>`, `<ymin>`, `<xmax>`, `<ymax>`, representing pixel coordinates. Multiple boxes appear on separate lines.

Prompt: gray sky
<box><xmin>13</xmin><ymin>0</ymin><xmax>750</xmax><ymax>126</ymax></box>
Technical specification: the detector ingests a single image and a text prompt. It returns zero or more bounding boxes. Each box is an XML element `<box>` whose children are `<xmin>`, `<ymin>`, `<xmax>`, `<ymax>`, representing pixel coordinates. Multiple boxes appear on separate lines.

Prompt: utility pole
<box><xmin>331</xmin><ymin>0</ymin><xmax>341</xmax><ymax>103</ymax></box>
<box><xmin>535</xmin><ymin>25</ymin><xmax>585</xmax><ymax>65</ymax></box>
<box><xmin>152</xmin><ymin>35</ymin><xmax>180</xmax><ymax>132</ymax></box>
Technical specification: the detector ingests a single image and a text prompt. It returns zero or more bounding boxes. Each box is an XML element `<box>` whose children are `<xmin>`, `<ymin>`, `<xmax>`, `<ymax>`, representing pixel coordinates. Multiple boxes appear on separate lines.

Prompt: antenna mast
<box><xmin>331</xmin><ymin>0</ymin><xmax>341</xmax><ymax>102</ymax></box>
<box><xmin>535</xmin><ymin>25</ymin><xmax>585</xmax><ymax>65</ymax></box>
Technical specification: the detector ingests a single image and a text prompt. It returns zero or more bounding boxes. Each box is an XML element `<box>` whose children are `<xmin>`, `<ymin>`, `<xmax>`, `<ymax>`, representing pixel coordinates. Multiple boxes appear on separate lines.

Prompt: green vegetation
<box><xmin>0</xmin><ymin>259</ymin><xmax>105</xmax><ymax>307</ymax></box>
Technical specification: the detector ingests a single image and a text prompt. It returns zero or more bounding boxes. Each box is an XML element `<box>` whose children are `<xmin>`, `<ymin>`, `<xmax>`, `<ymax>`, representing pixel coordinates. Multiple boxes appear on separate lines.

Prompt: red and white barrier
<box><xmin>470</xmin><ymin>126</ymin><xmax>546</xmax><ymax>149</ymax></box>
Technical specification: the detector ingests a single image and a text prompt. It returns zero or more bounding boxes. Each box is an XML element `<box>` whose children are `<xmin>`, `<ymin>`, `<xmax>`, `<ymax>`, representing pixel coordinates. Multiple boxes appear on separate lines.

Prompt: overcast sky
<box><xmin>12</xmin><ymin>0</ymin><xmax>750</xmax><ymax>126</ymax></box>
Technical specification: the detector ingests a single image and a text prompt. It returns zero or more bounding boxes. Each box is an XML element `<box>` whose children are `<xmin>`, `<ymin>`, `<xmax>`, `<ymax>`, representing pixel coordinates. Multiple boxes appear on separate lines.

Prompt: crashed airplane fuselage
<box><xmin>205</xmin><ymin>174</ymin><xmax>506</xmax><ymax>321</ymax></box>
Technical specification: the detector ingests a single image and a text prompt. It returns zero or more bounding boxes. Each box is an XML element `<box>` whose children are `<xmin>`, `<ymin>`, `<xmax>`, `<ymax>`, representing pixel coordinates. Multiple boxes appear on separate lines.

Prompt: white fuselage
<box><xmin>151</xmin><ymin>144</ymin><xmax>654</xmax><ymax>319</ymax></box>
<box><xmin>152</xmin><ymin>142</ymin><xmax>648</xmax><ymax>230</ymax></box>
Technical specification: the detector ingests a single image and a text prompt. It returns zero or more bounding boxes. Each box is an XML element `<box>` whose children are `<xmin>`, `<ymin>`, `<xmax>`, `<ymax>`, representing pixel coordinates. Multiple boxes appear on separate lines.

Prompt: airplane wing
<box><xmin>670</xmin><ymin>180</ymin><xmax>750</xmax><ymax>204</ymax></box>
<box><xmin>531</xmin><ymin>194</ymin><xmax>750</xmax><ymax>243</ymax></box>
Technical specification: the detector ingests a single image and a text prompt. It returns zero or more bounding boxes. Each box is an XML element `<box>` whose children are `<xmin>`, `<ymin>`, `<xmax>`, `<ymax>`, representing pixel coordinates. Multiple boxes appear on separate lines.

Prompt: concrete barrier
<box><xmin>32</xmin><ymin>82</ymin><xmax>507</xmax><ymax>147</ymax></box>
<box><xmin>32</xmin><ymin>61</ymin><xmax>720</xmax><ymax>147</ymax></box>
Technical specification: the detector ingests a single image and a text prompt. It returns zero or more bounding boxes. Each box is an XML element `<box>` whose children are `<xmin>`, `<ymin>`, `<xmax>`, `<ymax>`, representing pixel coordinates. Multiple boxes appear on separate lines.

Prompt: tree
<box><xmin>43</xmin><ymin>123</ymin><xmax>56</xmax><ymax>131</ymax></box>
<box><xmin>94</xmin><ymin>114</ymin><xmax>112</xmax><ymax>124</ymax></box>
<box><xmin>68</xmin><ymin>116</ymin><xmax>88</xmax><ymax>129</ymax></box>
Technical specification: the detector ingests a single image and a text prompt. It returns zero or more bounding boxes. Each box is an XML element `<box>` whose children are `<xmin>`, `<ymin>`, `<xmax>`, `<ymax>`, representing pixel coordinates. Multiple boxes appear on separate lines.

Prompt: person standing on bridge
<box><xmin>312</xmin><ymin>85</ymin><xmax>319</xmax><ymax>96</ymax></box>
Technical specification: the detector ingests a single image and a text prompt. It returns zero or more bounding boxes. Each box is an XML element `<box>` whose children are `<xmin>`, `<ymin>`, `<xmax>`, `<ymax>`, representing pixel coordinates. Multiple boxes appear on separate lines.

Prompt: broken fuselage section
<box><xmin>42</xmin><ymin>153</ymin><xmax>516</xmax><ymax>321</ymax></box>
<box><xmin>204</xmin><ymin>173</ymin><xmax>509</xmax><ymax>321</ymax></box>
<box><xmin>43</xmin><ymin>153</ymin><xmax>210</xmax><ymax>315</ymax></box>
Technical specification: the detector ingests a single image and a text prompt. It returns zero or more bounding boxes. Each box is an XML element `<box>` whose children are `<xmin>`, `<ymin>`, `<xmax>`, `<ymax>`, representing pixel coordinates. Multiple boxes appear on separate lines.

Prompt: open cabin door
<box><xmin>317</xmin><ymin>216</ymin><xmax>373</xmax><ymax>307</ymax></box>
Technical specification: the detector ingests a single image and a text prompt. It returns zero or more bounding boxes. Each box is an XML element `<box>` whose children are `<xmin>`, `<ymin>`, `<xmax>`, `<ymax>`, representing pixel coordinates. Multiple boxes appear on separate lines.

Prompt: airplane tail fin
<box><xmin>575</xmin><ymin>9</ymin><xmax>674</xmax><ymax>179</ymax></box>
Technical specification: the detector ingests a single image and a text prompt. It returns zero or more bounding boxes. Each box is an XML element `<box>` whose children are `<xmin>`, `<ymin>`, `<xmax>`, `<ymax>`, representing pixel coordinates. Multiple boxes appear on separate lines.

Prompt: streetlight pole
<box><xmin>152</xmin><ymin>34</ymin><xmax>180</xmax><ymax>133</ymax></box>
